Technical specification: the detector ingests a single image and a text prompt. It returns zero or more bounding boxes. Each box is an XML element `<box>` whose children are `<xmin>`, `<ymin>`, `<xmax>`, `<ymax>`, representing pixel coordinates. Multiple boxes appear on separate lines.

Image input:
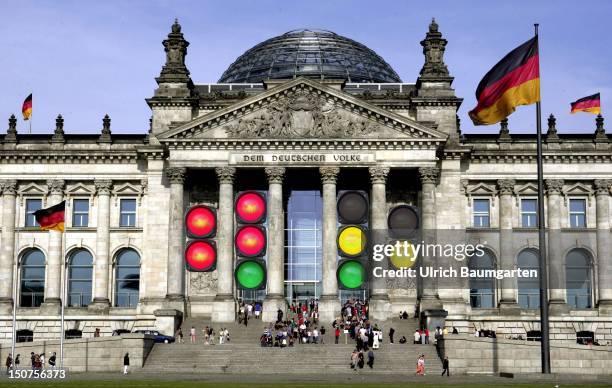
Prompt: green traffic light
<box><xmin>235</xmin><ymin>260</ymin><xmax>266</xmax><ymax>289</ymax></box>
<box><xmin>337</xmin><ymin>260</ymin><xmax>365</xmax><ymax>289</ymax></box>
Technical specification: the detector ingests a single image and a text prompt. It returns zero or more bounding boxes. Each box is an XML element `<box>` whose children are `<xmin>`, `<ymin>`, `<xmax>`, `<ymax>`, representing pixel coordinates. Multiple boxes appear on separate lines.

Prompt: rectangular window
<box><xmin>473</xmin><ymin>199</ymin><xmax>490</xmax><ymax>228</ymax></box>
<box><xmin>119</xmin><ymin>199</ymin><xmax>137</xmax><ymax>227</ymax></box>
<box><xmin>569</xmin><ymin>199</ymin><xmax>587</xmax><ymax>228</ymax></box>
<box><xmin>25</xmin><ymin>199</ymin><xmax>42</xmax><ymax>227</ymax></box>
<box><xmin>521</xmin><ymin>199</ymin><xmax>538</xmax><ymax>228</ymax></box>
<box><xmin>72</xmin><ymin>199</ymin><xmax>89</xmax><ymax>227</ymax></box>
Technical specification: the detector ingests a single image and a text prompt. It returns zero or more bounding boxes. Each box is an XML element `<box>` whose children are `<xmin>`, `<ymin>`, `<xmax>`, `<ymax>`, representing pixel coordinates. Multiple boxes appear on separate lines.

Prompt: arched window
<box><xmin>115</xmin><ymin>249</ymin><xmax>140</xmax><ymax>308</ymax></box>
<box><xmin>20</xmin><ymin>249</ymin><xmax>45</xmax><ymax>307</ymax></box>
<box><xmin>566</xmin><ymin>249</ymin><xmax>593</xmax><ymax>308</ymax></box>
<box><xmin>517</xmin><ymin>249</ymin><xmax>540</xmax><ymax>309</ymax></box>
<box><xmin>68</xmin><ymin>249</ymin><xmax>93</xmax><ymax>307</ymax></box>
<box><xmin>469</xmin><ymin>250</ymin><xmax>496</xmax><ymax>308</ymax></box>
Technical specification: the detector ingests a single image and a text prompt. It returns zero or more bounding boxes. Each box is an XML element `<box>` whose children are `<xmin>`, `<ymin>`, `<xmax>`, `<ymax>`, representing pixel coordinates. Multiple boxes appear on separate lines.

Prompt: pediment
<box><xmin>563</xmin><ymin>183</ymin><xmax>593</xmax><ymax>196</ymax></box>
<box><xmin>65</xmin><ymin>183</ymin><xmax>95</xmax><ymax>196</ymax></box>
<box><xmin>466</xmin><ymin>182</ymin><xmax>498</xmax><ymax>196</ymax></box>
<box><xmin>112</xmin><ymin>183</ymin><xmax>142</xmax><ymax>196</ymax></box>
<box><xmin>18</xmin><ymin>183</ymin><xmax>47</xmax><ymax>196</ymax></box>
<box><xmin>158</xmin><ymin>78</ymin><xmax>447</xmax><ymax>141</ymax></box>
<box><xmin>515</xmin><ymin>183</ymin><xmax>538</xmax><ymax>196</ymax></box>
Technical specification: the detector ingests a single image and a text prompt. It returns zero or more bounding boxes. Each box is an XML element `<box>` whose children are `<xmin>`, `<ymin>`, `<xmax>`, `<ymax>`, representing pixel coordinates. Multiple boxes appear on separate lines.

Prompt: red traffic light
<box><xmin>185</xmin><ymin>240</ymin><xmax>216</xmax><ymax>272</ymax></box>
<box><xmin>235</xmin><ymin>191</ymin><xmax>266</xmax><ymax>224</ymax></box>
<box><xmin>235</xmin><ymin>225</ymin><xmax>266</xmax><ymax>257</ymax></box>
<box><xmin>185</xmin><ymin>206</ymin><xmax>216</xmax><ymax>238</ymax></box>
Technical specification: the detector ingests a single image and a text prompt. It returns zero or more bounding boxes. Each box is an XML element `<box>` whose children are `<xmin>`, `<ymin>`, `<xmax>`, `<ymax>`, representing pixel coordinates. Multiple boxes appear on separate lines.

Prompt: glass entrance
<box><xmin>284</xmin><ymin>190</ymin><xmax>322</xmax><ymax>305</ymax></box>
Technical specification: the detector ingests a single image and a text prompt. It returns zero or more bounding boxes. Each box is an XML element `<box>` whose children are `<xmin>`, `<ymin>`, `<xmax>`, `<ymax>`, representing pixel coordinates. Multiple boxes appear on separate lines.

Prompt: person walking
<box><xmin>5</xmin><ymin>354</ymin><xmax>12</xmax><ymax>375</ymax></box>
<box><xmin>39</xmin><ymin>353</ymin><xmax>45</xmax><ymax>369</ymax></box>
<box><xmin>176</xmin><ymin>328</ymin><xmax>184</xmax><ymax>343</ymax></box>
<box><xmin>189</xmin><ymin>326</ymin><xmax>196</xmax><ymax>343</ymax></box>
<box><xmin>14</xmin><ymin>355</ymin><xmax>20</xmax><ymax>369</ymax></box>
<box><xmin>350</xmin><ymin>349</ymin><xmax>359</xmax><ymax>370</ymax></box>
<box><xmin>441</xmin><ymin>356</ymin><xmax>450</xmax><ymax>376</ymax></box>
<box><xmin>48</xmin><ymin>353</ymin><xmax>56</xmax><ymax>369</ymax></box>
<box><xmin>413</xmin><ymin>330</ymin><xmax>420</xmax><ymax>344</ymax></box>
<box><xmin>30</xmin><ymin>352</ymin><xmax>35</xmax><ymax>370</ymax></box>
<box><xmin>389</xmin><ymin>327</ymin><xmax>395</xmax><ymax>344</ymax></box>
<box><xmin>335</xmin><ymin>327</ymin><xmax>340</xmax><ymax>344</ymax></box>
<box><xmin>367</xmin><ymin>349</ymin><xmax>374</xmax><ymax>369</ymax></box>
<box><xmin>416</xmin><ymin>355</ymin><xmax>425</xmax><ymax>376</ymax></box>
<box><xmin>123</xmin><ymin>353</ymin><xmax>130</xmax><ymax>375</ymax></box>
<box><xmin>425</xmin><ymin>328</ymin><xmax>430</xmax><ymax>344</ymax></box>
<box><xmin>320</xmin><ymin>326</ymin><xmax>325</xmax><ymax>344</ymax></box>
<box><xmin>203</xmin><ymin>326</ymin><xmax>210</xmax><ymax>345</ymax></box>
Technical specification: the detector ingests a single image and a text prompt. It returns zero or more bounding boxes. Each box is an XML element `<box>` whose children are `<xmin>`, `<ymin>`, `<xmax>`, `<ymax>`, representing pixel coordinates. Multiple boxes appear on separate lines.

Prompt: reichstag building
<box><xmin>1</xmin><ymin>19</ymin><xmax>611</xmax><ymax>344</ymax></box>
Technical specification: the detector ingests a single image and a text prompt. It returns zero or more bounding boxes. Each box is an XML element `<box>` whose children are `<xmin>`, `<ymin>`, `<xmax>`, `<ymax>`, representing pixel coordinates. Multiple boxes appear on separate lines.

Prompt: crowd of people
<box><xmin>5</xmin><ymin>352</ymin><xmax>57</xmax><ymax>373</ymax></box>
<box><xmin>180</xmin><ymin>326</ymin><xmax>231</xmax><ymax>345</ymax></box>
<box><xmin>259</xmin><ymin>299</ymin><xmax>326</xmax><ymax>347</ymax></box>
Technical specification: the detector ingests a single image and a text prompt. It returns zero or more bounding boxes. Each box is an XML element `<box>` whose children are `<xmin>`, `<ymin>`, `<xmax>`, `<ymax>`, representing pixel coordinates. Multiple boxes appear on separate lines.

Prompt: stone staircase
<box><xmin>142</xmin><ymin>317</ymin><xmax>443</xmax><ymax>374</ymax></box>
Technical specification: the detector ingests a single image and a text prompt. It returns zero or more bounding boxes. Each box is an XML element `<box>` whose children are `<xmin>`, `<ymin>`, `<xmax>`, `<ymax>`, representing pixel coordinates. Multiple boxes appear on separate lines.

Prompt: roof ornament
<box><xmin>51</xmin><ymin>114</ymin><xmax>65</xmax><ymax>144</ymax></box>
<box><xmin>4</xmin><ymin>114</ymin><xmax>17</xmax><ymax>143</ymax></box>
<box><xmin>498</xmin><ymin>118</ymin><xmax>511</xmax><ymax>141</ymax></box>
<box><xmin>595</xmin><ymin>114</ymin><xmax>607</xmax><ymax>142</ymax></box>
<box><xmin>98</xmin><ymin>114</ymin><xmax>112</xmax><ymax>144</ymax></box>
<box><xmin>419</xmin><ymin>17</ymin><xmax>449</xmax><ymax>78</ymax></box>
<box><xmin>157</xmin><ymin>19</ymin><xmax>191</xmax><ymax>84</ymax></box>
<box><xmin>546</xmin><ymin>113</ymin><xmax>560</xmax><ymax>142</ymax></box>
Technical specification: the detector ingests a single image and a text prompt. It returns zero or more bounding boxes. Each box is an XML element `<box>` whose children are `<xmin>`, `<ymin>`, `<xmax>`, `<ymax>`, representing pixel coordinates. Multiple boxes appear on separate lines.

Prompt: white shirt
<box><xmin>414</xmin><ymin>332</ymin><xmax>421</xmax><ymax>341</ymax></box>
<box><xmin>313</xmin><ymin>330</ymin><xmax>319</xmax><ymax>337</ymax></box>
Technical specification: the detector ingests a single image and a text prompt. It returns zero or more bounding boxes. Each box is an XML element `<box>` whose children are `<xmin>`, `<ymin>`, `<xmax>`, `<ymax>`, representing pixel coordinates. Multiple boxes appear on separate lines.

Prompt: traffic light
<box><xmin>184</xmin><ymin>205</ymin><xmax>217</xmax><ymax>272</ymax></box>
<box><xmin>234</xmin><ymin>191</ymin><xmax>267</xmax><ymax>290</ymax></box>
<box><xmin>387</xmin><ymin>205</ymin><xmax>419</xmax><ymax>270</ymax></box>
<box><xmin>336</xmin><ymin>190</ymin><xmax>369</xmax><ymax>290</ymax></box>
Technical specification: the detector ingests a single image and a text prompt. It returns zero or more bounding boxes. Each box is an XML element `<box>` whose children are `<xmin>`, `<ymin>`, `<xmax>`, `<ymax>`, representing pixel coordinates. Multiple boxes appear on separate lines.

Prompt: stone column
<box><xmin>165</xmin><ymin>168</ymin><xmax>187</xmax><ymax>309</ymax></box>
<box><xmin>90</xmin><ymin>180</ymin><xmax>113</xmax><ymax>312</ymax></box>
<box><xmin>0</xmin><ymin>180</ymin><xmax>17</xmax><ymax>314</ymax></box>
<box><xmin>594</xmin><ymin>179</ymin><xmax>612</xmax><ymax>313</ymax></box>
<box><xmin>498</xmin><ymin>179</ymin><xmax>519</xmax><ymax>312</ymax></box>
<box><xmin>318</xmin><ymin>167</ymin><xmax>341</xmax><ymax>324</ymax></box>
<box><xmin>41</xmin><ymin>179</ymin><xmax>64</xmax><ymax>314</ymax></box>
<box><xmin>546</xmin><ymin>179</ymin><xmax>567</xmax><ymax>314</ymax></box>
<box><xmin>369</xmin><ymin>166</ymin><xmax>391</xmax><ymax>321</ymax></box>
<box><xmin>212</xmin><ymin>167</ymin><xmax>236</xmax><ymax>322</ymax></box>
<box><xmin>419</xmin><ymin>167</ymin><xmax>442</xmax><ymax>310</ymax></box>
<box><xmin>262</xmin><ymin>167</ymin><xmax>286</xmax><ymax>322</ymax></box>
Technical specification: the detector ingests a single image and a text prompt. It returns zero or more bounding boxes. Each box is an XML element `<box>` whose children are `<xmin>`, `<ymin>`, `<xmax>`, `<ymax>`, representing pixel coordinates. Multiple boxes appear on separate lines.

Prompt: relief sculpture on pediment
<box><xmin>224</xmin><ymin>89</ymin><xmax>379</xmax><ymax>138</ymax></box>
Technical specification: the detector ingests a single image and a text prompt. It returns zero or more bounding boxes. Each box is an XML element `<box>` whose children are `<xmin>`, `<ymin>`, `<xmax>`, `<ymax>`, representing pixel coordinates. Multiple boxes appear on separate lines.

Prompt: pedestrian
<box><xmin>357</xmin><ymin>350</ymin><xmax>365</xmax><ymax>369</ymax></box>
<box><xmin>176</xmin><ymin>328</ymin><xmax>184</xmax><ymax>343</ymax></box>
<box><xmin>14</xmin><ymin>355</ymin><xmax>20</xmax><ymax>368</ymax></box>
<box><xmin>335</xmin><ymin>327</ymin><xmax>341</xmax><ymax>344</ymax></box>
<box><xmin>243</xmin><ymin>308</ymin><xmax>249</xmax><ymax>327</ymax></box>
<box><xmin>320</xmin><ymin>326</ymin><xmax>325</xmax><ymax>344</ymax></box>
<box><xmin>189</xmin><ymin>326</ymin><xmax>196</xmax><ymax>343</ymax></box>
<box><xmin>441</xmin><ymin>356</ymin><xmax>450</xmax><ymax>376</ymax></box>
<box><xmin>5</xmin><ymin>354</ymin><xmax>12</xmax><ymax>375</ymax></box>
<box><xmin>443</xmin><ymin>326</ymin><xmax>449</xmax><ymax>336</ymax></box>
<box><xmin>39</xmin><ymin>353</ymin><xmax>45</xmax><ymax>369</ymax></box>
<box><xmin>413</xmin><ymin>330</ymin><xmax>420</xmax><ymax>344</ymax></box>
<box><xmin>367</xmin><ymin>349</ymin><xmax>374</xmax><ymax>369</ymax></box>
<box><xmin>48</xmin><ymin>353</ymin><xmax>56</xmax><ymax>369</ymax></box>
<box><xmin>389</xmin><ymin>327</ymin><xmax>395</xmax><ymax>344</ymax></box>
<box><xmin>94</xmin><ymin>328</ymin><xmax>100</xmax><ymax>337</ymax></box>
<box><xmin>350</xmin><ymin>349</ymin><xmax>359</xmax><ymax>370</ymax></box>
<box><xmin>123</xmin><ymin>353</ymin><xmax>129</xmax><ymax>375</ymax></box>
<box><xmin>425</xmin><ymin>328</ymin><xmax>430</xmax><ymax>344</ymax></box>
<box><xmin>277</xmin><ymin>308</ymin><xmax>283</xmax><ymax>323</ymax></box>
<box><xmin>30</xmin><ymin>352</ymin><xmax>35</xmax><ymax>370</ymax></box>
<box><xmin>416</xmin><ymin>354</ymin><xmax>425</xmax><ymax>375</ymax></box>
<box><xmin>203</xmin><ymin>326</ymin><xmax>210</xmax><ymax>344</ymax></box>
<box><xmin>254</xmin><ymin>302</ymin><xmax>261</xmax><ymax>319</ymax></box>
<box><xmin>452</xmin><ymin>327</ymin><xmax>459</xmax><ymax>334</ymax></box>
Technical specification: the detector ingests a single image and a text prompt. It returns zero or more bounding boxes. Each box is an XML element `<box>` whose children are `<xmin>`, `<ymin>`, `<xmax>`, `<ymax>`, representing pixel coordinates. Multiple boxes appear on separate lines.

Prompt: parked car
<box><xmin>133</xmin><ymin>330</ymin><xmax>175</xmax><ymax>343</ymax></box>
<box><xmin>112</xmin><ymin>329</ymin><xmax>131</xmax><ymax>336</ymax></box>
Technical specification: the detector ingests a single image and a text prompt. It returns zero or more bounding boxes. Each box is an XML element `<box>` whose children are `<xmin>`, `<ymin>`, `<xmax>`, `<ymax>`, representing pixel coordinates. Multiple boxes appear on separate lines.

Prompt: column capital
<box><xmin>369</xmin><ymin>166</ymin><xmax>390</xmax><ymax>184</ymax></box>
<box><xmin>319</xmin><ymin>167</ymin><xmax>340</xmax><ymax>184</ymax></box>
<box><xmin>497</xmin><ymin>179</ymin><xmax>516</xmax><ymax>195</ymax></box>
<box><xmin>418</xmin><ymin>167</ymin><xmax>439</xmax><ymax>184</ymax></box>
<box><xmin>545</xmin><ymin>179</ymin><xmax>564</xmax><ymax>195</ymax></box>
<box><xmin>265</xmin><ymin>167</ymin><xmax>285</xmax><ymax>184</ymax></box>
<box><xmin>94</xmin><ymin>179</ymin><xmax>113</xmax><ymax>194</ymax></box>
<box><xmin>0</xmin><ymin>180</ymin><xmax>17</xmax><ymax>195</ymax></box>
<box><xmin>594</xmin><ymin>179</ymin><xmax>611</xmax><ymax>196</ymax></box>
<box><xmin>166</xmin><ymin>167</ymin><xmax>187</xmax><ymax>184</ymax></box>
<box><xmin>46</xmin><ymin>179</ymin><xmax>65</xmax><ymax>195</ymax></box>
<box><xmin>215</xmin><ymin>166</ymin><xmax>236</xmax><ymax>184</ymax></box>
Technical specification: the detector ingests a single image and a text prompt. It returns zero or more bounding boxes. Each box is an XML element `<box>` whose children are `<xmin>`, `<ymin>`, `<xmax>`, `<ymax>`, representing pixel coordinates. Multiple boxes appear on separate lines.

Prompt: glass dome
<box><xmin>218</xmin><ymin>29</ymin><xmax>402</xmax><ymax>84</ymax></box>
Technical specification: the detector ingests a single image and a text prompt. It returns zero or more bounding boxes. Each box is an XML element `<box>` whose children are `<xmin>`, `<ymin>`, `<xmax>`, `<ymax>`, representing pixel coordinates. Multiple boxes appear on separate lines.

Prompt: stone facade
<box><xmin>1</xmin><ymin>20</ymin><xmax>612</xmax><ymax>346</ymax></box>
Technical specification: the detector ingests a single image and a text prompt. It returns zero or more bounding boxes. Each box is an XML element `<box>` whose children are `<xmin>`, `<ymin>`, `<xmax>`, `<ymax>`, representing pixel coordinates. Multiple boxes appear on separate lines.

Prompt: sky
<box><xmin>0</xmin><ymin>0</ymin><xmax>610</xmax><ymax>135</ymax></box>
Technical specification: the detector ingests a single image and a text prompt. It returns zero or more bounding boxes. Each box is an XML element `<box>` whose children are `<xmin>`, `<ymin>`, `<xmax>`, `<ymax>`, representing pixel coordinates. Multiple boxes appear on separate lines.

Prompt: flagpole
<box><xmin>59</xmin><ymin>229</ymin><xmax>66</xmax><ymax>370</ymax></box>
<box><xmin>534</xmin><ymin>23</ymin><xmax>551</xmax><ymax>374</ymax></box>
<box><xmin>10</xmin><ymin>228</ymin><xmax>20</xmax><ymax>371</ymax></box>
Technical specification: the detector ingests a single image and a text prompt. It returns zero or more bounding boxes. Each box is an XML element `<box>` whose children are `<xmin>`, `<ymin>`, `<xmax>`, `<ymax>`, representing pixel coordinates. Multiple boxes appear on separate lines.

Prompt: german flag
<box><xmin>33</xmin><ymin>201</ymin><xmax>65</xmax><ymax>232</ymax></box>
<box><xmin>571</xmin><ymin>93</ymin><xmax>601</xmax><ymax>115</ymax></box>
<box><xmin>22</xmin><ymin>93</ymin><xmax>32</xmax><ymax>121</ymax></box>
<box><xmin>469</xmin><ymin>37</ymin><xmax>540</xmax><ymax>125</ymax></box>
